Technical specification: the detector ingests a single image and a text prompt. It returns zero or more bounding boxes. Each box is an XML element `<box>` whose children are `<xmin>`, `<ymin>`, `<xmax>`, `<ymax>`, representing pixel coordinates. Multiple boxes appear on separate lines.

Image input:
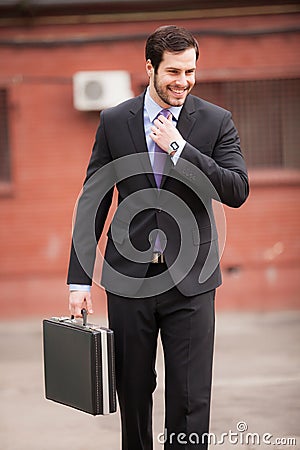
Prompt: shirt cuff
<box><xmin>69</xmin><ymin>284</ymin><xmax>91</xmax><ymax>292</ymax></box>
<box><xmin>171</xmin><ymin>139</ymin><xmax>186</xmax><ymax>165</ymax></box>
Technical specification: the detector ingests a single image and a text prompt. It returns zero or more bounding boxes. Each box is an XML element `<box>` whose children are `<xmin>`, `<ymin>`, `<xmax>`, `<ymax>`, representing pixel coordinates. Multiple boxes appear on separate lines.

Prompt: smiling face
<box><xmin>147</xmin><ymin>48</ymin><xmax>197</xmax><ymax>108</ymax></box>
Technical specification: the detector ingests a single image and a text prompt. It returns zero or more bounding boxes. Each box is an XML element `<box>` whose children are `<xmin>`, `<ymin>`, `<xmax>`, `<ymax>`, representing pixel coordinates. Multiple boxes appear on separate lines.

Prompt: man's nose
<box><xmin>175</xmin><ymin>72</ymin><xmax>187</xmax><ymax>86</ymax></box>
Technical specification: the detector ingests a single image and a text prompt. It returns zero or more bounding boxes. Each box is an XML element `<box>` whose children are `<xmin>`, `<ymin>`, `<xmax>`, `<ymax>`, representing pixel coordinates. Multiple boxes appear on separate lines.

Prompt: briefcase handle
<box><xmin>70</xmin><ymin>308</ymin><xmax>87</xmax><ymax>326</ymax></box>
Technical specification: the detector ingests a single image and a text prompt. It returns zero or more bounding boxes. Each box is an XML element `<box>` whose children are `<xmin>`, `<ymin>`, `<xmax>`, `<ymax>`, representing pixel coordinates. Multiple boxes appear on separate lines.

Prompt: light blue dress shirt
<box><xmin>69</xmin><ymin>88</ymin><xmax>186</xmax><ymax>292</ymax></box>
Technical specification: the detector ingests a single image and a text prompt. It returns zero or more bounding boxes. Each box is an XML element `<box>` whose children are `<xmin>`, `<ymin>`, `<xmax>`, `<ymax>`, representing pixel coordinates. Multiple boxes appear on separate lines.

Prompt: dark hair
<box><xmin>145</xmin><ymin>25</ymin><xmax>199</xmax><ymax>73</ymax></box>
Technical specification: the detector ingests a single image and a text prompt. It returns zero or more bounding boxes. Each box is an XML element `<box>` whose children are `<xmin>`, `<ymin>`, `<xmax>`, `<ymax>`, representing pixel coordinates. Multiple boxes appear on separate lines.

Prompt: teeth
<box><xmin>170</xmin><ymin>88</ymin><xmax>185</xmax><ymax>94</ymax></box>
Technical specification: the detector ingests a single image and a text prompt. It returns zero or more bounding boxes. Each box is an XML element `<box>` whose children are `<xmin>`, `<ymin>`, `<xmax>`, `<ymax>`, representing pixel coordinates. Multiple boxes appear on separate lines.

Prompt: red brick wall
<box><xmin>0</xmin><ymin>13</ymin><xmax>299</xmax><ymax>317</ymax></box>
<box><xmin>218</xmin><ymin>171</ymin><xmax>300</xmax><ymax>310</ymax></box>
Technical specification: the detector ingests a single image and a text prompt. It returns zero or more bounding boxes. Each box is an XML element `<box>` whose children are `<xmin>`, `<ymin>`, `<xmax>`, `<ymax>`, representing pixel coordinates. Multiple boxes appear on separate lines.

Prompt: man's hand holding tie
<box><xmin>150</xmin><ymin>111</ymin><xmax>184</xmax><ymax>153</ymax></box>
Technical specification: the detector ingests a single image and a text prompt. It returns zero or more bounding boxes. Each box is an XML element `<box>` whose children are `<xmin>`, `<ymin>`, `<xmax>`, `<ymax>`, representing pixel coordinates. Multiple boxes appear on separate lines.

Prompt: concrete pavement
<box><xmin>0</xmin><ymin>311</ymin><xmax>299</xmax><ymax>450</ymax></box>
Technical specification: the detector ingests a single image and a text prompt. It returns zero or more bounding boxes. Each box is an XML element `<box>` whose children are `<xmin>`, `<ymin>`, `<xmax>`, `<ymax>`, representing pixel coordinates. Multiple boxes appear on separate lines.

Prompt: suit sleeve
<box><xmin>67</xmin><ymin>112</ymin><xmax>114</xmax><ymax>286</ymax></box>
<box><xmin>174</xmin><ymin>111</ymin><xmax>249</xmax><ymax>208</ymax></box>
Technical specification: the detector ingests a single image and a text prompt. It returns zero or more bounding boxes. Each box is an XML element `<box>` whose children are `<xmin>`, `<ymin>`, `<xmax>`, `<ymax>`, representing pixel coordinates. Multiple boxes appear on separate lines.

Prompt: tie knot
<box><xmin>159</xmin><ymin>109</ymin><xmax>171</xmax><ymax>119</ymax></box>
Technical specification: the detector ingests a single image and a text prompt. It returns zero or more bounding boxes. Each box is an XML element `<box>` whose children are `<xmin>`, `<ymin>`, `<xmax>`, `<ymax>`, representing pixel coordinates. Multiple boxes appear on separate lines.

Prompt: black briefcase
<box><xmin>43</xmin><ymin>309</ymin><xmax>117</xmax><ymax>415</ymax></box>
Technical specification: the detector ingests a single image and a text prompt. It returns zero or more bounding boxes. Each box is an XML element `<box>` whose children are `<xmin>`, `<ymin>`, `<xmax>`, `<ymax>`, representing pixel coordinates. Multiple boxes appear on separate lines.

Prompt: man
<box><xmin>68</xmin><ymin>25</ymin><xmax>249</xmax><ymax>449</ymax></box>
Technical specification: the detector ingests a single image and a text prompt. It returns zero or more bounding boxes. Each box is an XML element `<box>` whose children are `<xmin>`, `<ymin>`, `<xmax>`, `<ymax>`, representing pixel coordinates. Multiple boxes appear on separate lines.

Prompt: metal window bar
<box><xmin>193</xmin><ymin>78</ymin><xmax>300</xmax><ymax>168</ymax></box>
<box><xmin>0</xmin><ymin>88</ymin><xmax>11</xmax><ymax>182</ymax></box>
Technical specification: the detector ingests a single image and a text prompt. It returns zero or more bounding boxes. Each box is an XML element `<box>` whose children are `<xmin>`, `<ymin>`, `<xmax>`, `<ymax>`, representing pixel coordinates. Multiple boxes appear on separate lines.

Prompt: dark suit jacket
<box><xmin>67</xmin><ymin>91</ymin><xmax>249</xmax><ymax>297</ymax></box>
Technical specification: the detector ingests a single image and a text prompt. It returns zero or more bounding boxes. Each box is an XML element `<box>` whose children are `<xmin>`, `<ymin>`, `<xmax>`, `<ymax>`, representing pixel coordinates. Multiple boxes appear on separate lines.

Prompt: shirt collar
<box><xmin>144</xmin><ymin>87</ymin><xmax>183</xmax><ymax>122</ymax></box>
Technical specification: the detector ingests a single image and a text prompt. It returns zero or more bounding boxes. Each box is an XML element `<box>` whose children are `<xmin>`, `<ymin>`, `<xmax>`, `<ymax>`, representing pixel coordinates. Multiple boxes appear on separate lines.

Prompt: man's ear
<box><xmin>146</xmin><ymin>59</ymin><xmax>153</xmax><ymax>77</ymax></box>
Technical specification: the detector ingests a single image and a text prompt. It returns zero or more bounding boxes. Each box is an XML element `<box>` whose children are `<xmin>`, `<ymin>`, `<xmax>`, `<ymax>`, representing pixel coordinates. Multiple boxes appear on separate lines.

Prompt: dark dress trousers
<box><xmin>67</xmin><ymin>91</ymin><xmax>249</xmax><ymax>449</ymax></box>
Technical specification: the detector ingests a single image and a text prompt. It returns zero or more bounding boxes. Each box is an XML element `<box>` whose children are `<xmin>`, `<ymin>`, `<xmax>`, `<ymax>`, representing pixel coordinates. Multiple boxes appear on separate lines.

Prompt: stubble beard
<box><xmin>153</xmin><ymin>74</ymin><xmax>191</xmax><ymax>108</ymax></box>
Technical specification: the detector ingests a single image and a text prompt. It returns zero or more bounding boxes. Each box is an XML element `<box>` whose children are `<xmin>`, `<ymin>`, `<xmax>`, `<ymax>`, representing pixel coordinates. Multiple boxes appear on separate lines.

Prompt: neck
<box><xmin>148</xmin><ymin>85</ymin><xmax>171</xmax><ymax>109</ymax></box>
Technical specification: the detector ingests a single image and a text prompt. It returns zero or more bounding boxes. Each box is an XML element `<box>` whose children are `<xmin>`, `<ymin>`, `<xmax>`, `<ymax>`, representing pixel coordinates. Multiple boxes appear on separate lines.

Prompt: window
<box><xmin>193</xmin><ymin>78</ymin><xmax>300</xmax><ymax>168</ymax></box>
<box><xmin>0</xmin><ymin>88</ymin><xmax>11</xmax><ymax>182</ymax></box>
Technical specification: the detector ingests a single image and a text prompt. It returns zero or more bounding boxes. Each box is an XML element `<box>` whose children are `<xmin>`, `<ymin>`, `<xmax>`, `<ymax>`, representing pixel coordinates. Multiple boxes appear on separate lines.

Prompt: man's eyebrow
<box><xmin>165</xmin><ymin>66</ymin><xmax>196</xmax><ymax>71</ymax></box>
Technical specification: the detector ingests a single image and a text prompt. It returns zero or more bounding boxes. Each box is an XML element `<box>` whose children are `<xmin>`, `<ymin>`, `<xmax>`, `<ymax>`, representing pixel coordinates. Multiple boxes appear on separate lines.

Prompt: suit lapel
<box><xmin>127</xmin><ymin>92</ymin><xmax>157</xmax><ymax>188</ymax></box>
<box><xmin>177</xmin><ymin>95</ymin><xmax>197</xmax><ymax>138</ymax></box>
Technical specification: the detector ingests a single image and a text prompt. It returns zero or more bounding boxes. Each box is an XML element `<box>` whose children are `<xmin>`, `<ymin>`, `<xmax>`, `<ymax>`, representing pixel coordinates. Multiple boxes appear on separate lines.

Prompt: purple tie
<box><xmin>153</xmin><ymin>109</ymin><xmax>170</xmax><ymax>187</ymax></box>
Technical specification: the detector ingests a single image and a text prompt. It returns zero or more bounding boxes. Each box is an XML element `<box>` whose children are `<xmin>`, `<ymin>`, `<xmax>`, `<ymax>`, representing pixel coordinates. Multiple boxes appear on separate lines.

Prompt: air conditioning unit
<box><xmin>73</xmin><ymin>71</ymin><xmax>133</xmax><ymax>111</ymax></box>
